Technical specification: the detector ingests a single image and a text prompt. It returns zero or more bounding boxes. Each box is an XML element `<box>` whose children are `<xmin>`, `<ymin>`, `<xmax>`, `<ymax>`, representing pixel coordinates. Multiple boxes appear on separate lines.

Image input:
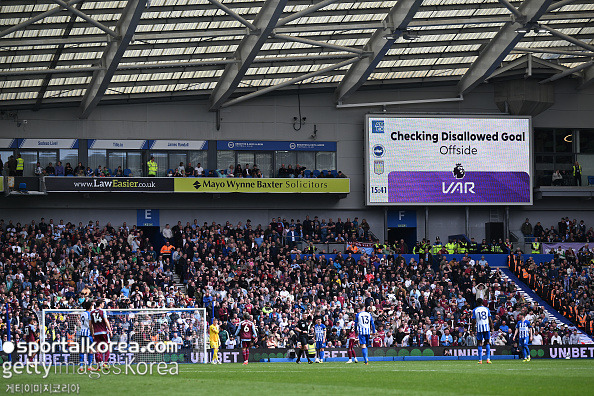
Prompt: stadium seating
<box><xmin>1</xmin><ymin>216</ymin><xmax>588</xmax><ymax>353</ymax></box>
<box><xmin>508</xmin><ymin>253</ymin><xmax>593</xmax><ymax>337</ymax></box>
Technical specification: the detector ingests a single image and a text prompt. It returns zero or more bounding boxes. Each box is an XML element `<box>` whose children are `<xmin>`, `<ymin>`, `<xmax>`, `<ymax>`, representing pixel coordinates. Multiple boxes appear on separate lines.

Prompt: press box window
<box><xmin>150</xmin><ymin>151</ymin><xmax>207</xmax><ymax>176</ymax></box>
<box><xmin>89</xmin><ymin>150</ymin><xmax>141</xmax><ymax>176</ymax></box>
<box><xmin>19</xmin><ymin>150</ymin><xmax>77</xmax><ymax>176</ymax></box>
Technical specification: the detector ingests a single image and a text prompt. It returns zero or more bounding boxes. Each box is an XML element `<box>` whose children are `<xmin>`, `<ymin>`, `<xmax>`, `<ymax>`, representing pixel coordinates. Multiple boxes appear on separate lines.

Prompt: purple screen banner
<box><xmin>388</xmin><ymin>171</ymin><xmax>530</xmax><ymax>203</ymax></box>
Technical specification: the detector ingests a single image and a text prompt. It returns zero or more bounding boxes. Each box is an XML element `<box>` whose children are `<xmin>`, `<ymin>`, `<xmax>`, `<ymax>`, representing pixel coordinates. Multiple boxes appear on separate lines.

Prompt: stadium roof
<box><xmin>0</xmin><ymin>0</ymin><xmax>593</xmax><ymax>116</ymax></box>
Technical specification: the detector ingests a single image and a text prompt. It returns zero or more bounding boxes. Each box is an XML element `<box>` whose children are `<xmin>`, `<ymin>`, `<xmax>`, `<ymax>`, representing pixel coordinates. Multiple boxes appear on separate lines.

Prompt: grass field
<box><xmin>2</xmin><ymin>360</ymin><xmax>593</xmax><ymax>395</ymax></box>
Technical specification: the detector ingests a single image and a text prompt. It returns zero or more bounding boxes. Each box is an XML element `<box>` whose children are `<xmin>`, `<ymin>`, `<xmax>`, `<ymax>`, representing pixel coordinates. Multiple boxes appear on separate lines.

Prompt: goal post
<box><xmin>37</xmin><ymin>308</ymin><xmax>207</xmax><ymax>365</ymax></box>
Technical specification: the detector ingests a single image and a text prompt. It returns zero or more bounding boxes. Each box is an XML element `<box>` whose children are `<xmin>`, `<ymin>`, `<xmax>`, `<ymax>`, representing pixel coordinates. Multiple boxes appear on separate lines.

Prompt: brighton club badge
<box><xmin>374</xmin><ymin>160</ymin><xmax>384</xmax><ymax>175</ymax></box>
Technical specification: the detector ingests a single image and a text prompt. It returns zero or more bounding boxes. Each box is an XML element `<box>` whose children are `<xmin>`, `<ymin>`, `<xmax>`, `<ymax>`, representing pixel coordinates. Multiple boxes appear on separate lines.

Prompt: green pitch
<box><xmin>2</xmin><ymin>360</ymin><xmax>593</xmax><ymax>395</ymax></box>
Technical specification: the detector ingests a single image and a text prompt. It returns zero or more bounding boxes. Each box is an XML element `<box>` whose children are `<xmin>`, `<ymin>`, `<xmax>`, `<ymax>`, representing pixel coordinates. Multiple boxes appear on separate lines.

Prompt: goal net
<box><xmin>37</xmin><ymin>308</ymin><xmax>207</xmax><ymax>365</ymax></box>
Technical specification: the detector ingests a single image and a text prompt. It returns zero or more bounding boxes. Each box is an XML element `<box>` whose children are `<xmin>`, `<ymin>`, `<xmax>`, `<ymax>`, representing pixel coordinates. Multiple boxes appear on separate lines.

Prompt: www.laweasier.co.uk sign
<box><xmin>44</xmin><ymin>177</ymin><xmax>173</xmax><ymax>192</ymax></box>
<box><xmin>43</xmin><ymin>177</ymin><xmax>349</xmax><ymax>194</ymax></box>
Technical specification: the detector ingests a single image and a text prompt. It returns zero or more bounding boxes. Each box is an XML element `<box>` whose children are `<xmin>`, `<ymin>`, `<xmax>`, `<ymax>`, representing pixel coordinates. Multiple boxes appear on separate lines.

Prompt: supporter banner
<box><xmin>290</xmin><ymin>253</ymin><xmax>419</xmax><ymax>262</ymax></box>
<box><xmin>44</xmin><ymin>177</ymin><xmax>173</xmax><ymax>192</ymax></box>
<box><xmin>88</xmin><ymin>139</ymin><xmax>148</xmax><ymax>150</ymax></box>
<box><xmin>174</xmin><ymin>178</ymin><xmax>349</xmax><ymax>193</ymax></box>
<box><xmin>18</xmin><ymin>138</ymin><xmax>78</xmax><ymax>149</ymax></box>
<box><xmin>217</xmin><ymin>140</ymin><xmax>337</xmax><ymax>151</ymax></box>
<box><xmin>8</xmin><ymin>345</ymin><xmax>591</xmax><ymax>364</ymax></box>
<box><xmin>148</xmin><ymin>140</ymin><xmax>208</xmax><ymax>150</ymax></box>
<box><xmin>542</xmin><ymin>242</ymin><xmax>589</xmax><ymax>254</ymax></box>
<box><xmin>440</xmin><ymin>254</ymin><xmax>555</xmax><ymax>267</ymax></box>
<box><xmin>289</xmin><ymin>253</ymin><xmax>555</xmax><ymax>268</ymax></box>
<box><xmin>353</xmin><ymin>241</ymin><xmax>374</xmax><ymax>254</ymax></box>
<box><xmin>366</xmin><ymin>115</ymin><xmax>532</xmax><ymax>205</ymax></box>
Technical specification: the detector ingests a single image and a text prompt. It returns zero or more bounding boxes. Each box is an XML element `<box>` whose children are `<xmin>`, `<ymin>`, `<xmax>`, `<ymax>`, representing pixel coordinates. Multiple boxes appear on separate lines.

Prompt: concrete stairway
<box><xmin>495</xmin><ymin>267</ymin><xmax>593</xmax><ymax>344</ymax></box>
<box><xmin>172</xmin><ymin>273</ymin><xmax>186</xmax><ymax>294</ymax></box>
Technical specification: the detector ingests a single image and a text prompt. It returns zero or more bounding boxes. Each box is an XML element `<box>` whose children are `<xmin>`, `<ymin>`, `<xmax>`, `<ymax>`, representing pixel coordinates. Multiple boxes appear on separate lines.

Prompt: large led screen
<box><xmin>366</xmin><ymin>115</ymin><xmax>532</xmax><ymax>206</ymax></box>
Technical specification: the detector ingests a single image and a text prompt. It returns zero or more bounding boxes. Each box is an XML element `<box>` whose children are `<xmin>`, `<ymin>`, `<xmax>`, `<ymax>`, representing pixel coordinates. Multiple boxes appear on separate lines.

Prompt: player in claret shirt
<box><xmin>345</xmin><ymin>315</ymin><xmax>358</xmax><ymax>364</ymax></box>
<box><xmin>24</xmin><ymin>316</ymin><xmax>39</xmax><ymax>363</ymax></box>
<box><xmin>90</xmin><ymin>299</ymin><xmax>112</xmax><ymax>369</ymax></box>
<box><xmin>235</xmin><ymin>313</ymin><xmax>257</xmax><ymax>365</ymax></box>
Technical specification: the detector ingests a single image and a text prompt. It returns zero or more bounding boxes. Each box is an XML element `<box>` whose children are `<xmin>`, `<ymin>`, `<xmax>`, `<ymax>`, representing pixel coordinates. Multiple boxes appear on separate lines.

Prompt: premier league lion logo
<box><xmin>453</xmin><ymin>163</ymin><xmax>465</xmax><ymax>179</ymax></box>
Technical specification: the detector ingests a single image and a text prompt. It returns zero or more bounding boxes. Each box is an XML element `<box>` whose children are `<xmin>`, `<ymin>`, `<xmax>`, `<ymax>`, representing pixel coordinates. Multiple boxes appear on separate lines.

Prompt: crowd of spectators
<box><xmin>509</xmin><ymin>251</ymin><xmax>594</xmax><ymax>337</ymax></box>
<box><xmin>0</xmin><ymin>216</ymin><xmax>586</xmax><ymax>357</ymax></box>
<box><xmin>28</xmin><ymin>160</ymin><xmax>132</xmax><ymax>178</ymax></box>
<box><xmin>165</xmin><ymin>162</ymin><xmax>247</xmax><ymax>178</ymax></box>
<box><xmin>521</xmin><ymin>217</ymin><xmax>594</xmax><ymax>243</ymax></box>
<box><xmin>540</xmin><ymin>161</ymin><xmax>583</xmax><ymax>187</ymax></box>
<box><xmin>163</xmin><ymin>162</ymin><xmax>347</xmax><ymax>179</ymax></box>
<box><xmin>199</xmin><ymin>163</ymin><xmax>347</xmax><ymax>179</ymax></box>
<box><xmin>277</xmin><ymin>164</ymin><xmax>346</xmax><ymax>179</ymax></box>
<box><xmin>161</xmin><ymin>216</ymin><xmax>376</xmax><ymax>247</ymax></box>
<box><xmin>0</xmin><ymin>157</ymin><xmax>347</xmax><ymax>180</ymax></box>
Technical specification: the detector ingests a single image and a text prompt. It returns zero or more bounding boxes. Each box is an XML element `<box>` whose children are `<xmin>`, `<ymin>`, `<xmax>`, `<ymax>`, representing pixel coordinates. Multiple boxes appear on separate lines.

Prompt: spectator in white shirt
<box><xmin>569</xmin><ymin>329</ymin><xmax>581</xmax><ymax>345</ymax></box>
<box><xmin>195</xmin><ymin>163</ymin><xmax>204</xmax><ymax>176</ymax></box>
<box><xmin>226</xmin><ymin>336</ymin><xmax>236</xmax><ymax>349</ymax></box>
<box><xmin>172</xmin><ymin>332</ymin><xmax>183</xmax><ymax>348</ymax></box>
<box><xmin>532</xmin><ymin>331</ymin><xmax>543</xmax><ymax>345</ymax></box>
<box><xmin>162</xmin><ymin>224</ymin><xmax>173</xmax><ymax>241</ymax></box>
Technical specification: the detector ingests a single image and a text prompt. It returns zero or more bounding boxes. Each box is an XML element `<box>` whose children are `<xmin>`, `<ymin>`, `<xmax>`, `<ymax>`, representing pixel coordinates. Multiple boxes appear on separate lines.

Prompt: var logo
<box><xmin>372</xmin><ymin>120</ymin><xmax>384</xmax><ymax>133</ymax></box>
<box><xmin>442</xmin><ymin>181</ymin><xmax>475</xmax><ymax>194</ymax></box>
<box><xmin>444</xmin><ymin>162</ymin><xmax>474</xmax><ymax>193</ymax></box>
<box><xmin>373</xmin><ymin>145</ymin><xmax>385</xmax><ymax>158</ymax></box>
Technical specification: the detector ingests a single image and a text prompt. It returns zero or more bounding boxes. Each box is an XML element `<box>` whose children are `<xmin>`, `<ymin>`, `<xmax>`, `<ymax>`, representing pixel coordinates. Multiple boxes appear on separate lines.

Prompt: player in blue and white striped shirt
<box><xmin>313</xmin><ymin>318</ymin><xmax>326</xmax><ymax>363</ymax></box>
<box><xmin>472</xmin><ymin>298</ymin><xmax>493</xmax><ymax>364</ymax></box>
<box><xmin>514</xmin><ymin>314</ymin><xmax>533</xmax><ymax>362</ymax></box>
<box><xmin>78</xmin><ymin>300</ymin><xmax>94</xmax><ymax>371</ymax></box>
<box><xmin>355</xmin><ymin>305</ymin><xmax>375</xmax><ymax>365</ymax></box>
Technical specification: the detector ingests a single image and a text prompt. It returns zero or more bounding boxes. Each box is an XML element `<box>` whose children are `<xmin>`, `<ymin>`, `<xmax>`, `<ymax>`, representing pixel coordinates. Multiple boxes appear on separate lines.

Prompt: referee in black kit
<box><xmin>295</xmin><ymin>315</ymin><xmax>313</xmax><ymax>364</ymax></box>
